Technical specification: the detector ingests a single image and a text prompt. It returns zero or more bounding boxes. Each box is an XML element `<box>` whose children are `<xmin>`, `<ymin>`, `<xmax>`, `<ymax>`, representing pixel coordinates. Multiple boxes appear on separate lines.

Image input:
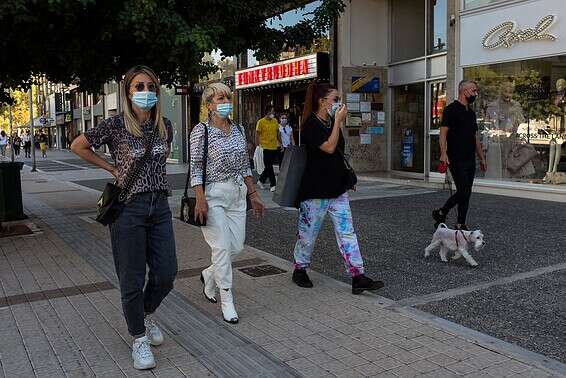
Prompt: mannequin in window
<box><xmin>485</xmin><ymin>81</ymin><xmax>531</xmax><ymax>179</ymax></box>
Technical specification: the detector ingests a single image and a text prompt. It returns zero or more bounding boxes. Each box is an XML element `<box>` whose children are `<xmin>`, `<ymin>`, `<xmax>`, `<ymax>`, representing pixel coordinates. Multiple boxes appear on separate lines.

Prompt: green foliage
<box><xmin>0</xmin><ymin>0</ymin><xmax>345</xmax><ymax>104</ymax></box>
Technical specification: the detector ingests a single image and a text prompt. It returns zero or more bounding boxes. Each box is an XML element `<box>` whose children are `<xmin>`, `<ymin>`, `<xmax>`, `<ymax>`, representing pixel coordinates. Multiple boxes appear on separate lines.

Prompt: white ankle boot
<box><xmin>132</xmin><ymin>336</ymin><xmax>156</xmax><ymax>370</ymax></box>
<box><xmin>200</xmin><ymin>269</ymin><xmax>217</xmax><ymax>303</ymax></box>
<box><xmin>220</xmin><ymin>288</ymin><xmax>239</xmax><ymax>324</ymax></box>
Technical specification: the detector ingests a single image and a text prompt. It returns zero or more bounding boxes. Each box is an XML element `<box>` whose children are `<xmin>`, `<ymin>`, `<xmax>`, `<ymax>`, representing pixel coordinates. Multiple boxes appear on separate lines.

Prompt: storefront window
<box><xmin>429</xmin><ymin>0</ymin><xmax>447</xmax><ymax>53</ymax></box>
<box><xmin>464</xmin><ymin>0</ymin><xmax>509</xmax><ymax>9</ymax></box>
<box><xmin>159</xmin><ymin>86</ymin><xmax>182</xmax><ymax>161</ymax></box>
<box><xmin>430</xmin><ymin>81</ymin><xmax>446</xmax><ymax>173</ymax></box>
<box><xmin>392</xmin><ymin>83</ymin><xmax>425</xmax><ymax>173</ymax></box>
<box><xmin>464</xmin><ymin>55</ymin><xmax>566</xmax><ymax>185</ymax></box>
<box><xmin>391</xmin><ymin>0</ymin><xmax>425</xmax><ymax>62</ymax></box>
<box><xmin>431</xmin><ymin>81</ymin><xmax>446</xmax><ymax>129</ymax></box>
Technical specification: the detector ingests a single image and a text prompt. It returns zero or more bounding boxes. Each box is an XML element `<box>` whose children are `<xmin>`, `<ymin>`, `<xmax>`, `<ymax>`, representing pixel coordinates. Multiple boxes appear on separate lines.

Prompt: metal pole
<box><xmin>9</xmin><ymin>90</ymin><xmax>14</xmax><ymax>162</ymax></box>
<box><xmin>29</xmin><ymin>87</ymin><xmax>37</xmax><ymax>172</ymax></box>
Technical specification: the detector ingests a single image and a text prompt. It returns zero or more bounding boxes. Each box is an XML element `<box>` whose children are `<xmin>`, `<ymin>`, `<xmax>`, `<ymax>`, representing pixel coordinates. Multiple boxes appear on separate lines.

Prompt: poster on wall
<box><xmin>351</xmin><ymin>74</ymin><xmax>380</xmax><ymax>93</ymax></box>
<box><xmin>347</xmin><ymin>102</ymin><xmax>360</xmax><ymax>112</ymax></box>
<box><xmin>360</xmin><ymin>133</ymin><xmax>371</xmax><ymax>145</ymax></box>
<box><xmin>346</xmin><ymin>93</ymin><xmax>361</xmax><ymax>103</ymax></box>
<box><xmin>368</xmin><ymin>127</ymin><xmax>384</xmax><ymax>135</ymax></box>
<box><xmin>360</xmin><ymin>101</ymin><xmax>371</xmax><ymax>112</ymax></box>
<box><xmin>347</xmin><ymin>114</ymin><xmax>362</xmax><ymax>127</ymax></box>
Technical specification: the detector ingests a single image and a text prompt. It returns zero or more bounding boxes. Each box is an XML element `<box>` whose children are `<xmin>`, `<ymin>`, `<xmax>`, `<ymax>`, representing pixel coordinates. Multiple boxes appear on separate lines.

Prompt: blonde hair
<box><xmin>121</xmin><ymin>65</ymin><xmax>167</xmax><ymax>139</ymax></box>
<box><xmin>202</xmin><ymin>82</ymin><xmax>232</xmax><ymax>109</ymax></box>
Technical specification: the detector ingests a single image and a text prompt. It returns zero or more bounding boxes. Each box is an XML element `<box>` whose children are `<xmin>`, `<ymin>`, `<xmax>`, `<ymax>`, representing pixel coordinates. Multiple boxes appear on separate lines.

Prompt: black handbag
<box><xmin>180</xmin><ymin>123</ymin><xmax>209</xmax><ymax>227</ymax></box>
<box><xmin>95</xmin><ymin>125</ymin><xmax>159</xmax><ymax>226</ymax></box>
<box><xmin>318</xmin><ymin>122</ymin><xmax>358</xmax><ymax>190</ymax></box>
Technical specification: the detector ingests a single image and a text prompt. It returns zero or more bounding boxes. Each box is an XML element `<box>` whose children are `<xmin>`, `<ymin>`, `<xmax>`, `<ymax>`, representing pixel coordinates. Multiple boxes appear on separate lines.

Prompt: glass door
<box><xmin>392</xmin><ymin>83</ymin><xmax>425</xmax><ymax>174</ymax></box>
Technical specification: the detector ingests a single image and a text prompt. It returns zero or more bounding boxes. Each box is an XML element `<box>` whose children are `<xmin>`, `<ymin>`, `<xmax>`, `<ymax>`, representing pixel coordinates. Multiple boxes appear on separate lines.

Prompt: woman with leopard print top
<box><xmin>190</xmin><ymin>82</ymin><xmax>265</xmax><ymax>325</ymax></box>
<box><xmin>71</xmin><ymin>65</ymin><xmax>176</xmax><ymax>371</ymax></box>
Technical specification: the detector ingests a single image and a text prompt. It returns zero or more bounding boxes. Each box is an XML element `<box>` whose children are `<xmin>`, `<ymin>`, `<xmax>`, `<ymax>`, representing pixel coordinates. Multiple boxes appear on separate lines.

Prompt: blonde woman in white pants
<box><xmin>190</xmin><ymin>83</ymin><xmax>265</xmax><ymax>323</ymax></box>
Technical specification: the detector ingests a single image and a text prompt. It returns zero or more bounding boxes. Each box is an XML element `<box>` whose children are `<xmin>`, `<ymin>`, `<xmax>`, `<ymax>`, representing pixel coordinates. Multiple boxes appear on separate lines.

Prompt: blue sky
<box><xmin>212</xmin><ymin>1</ymin><xmax>322</xmax><ymax>66</ymax></box>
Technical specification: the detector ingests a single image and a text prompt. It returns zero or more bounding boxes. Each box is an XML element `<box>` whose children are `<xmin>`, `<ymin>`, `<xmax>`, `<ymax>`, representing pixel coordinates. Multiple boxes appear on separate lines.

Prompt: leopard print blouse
<box><xmin>84</xmin><ymin>115</ymin><xmax>173</xmax><ymax>197</ymax></box>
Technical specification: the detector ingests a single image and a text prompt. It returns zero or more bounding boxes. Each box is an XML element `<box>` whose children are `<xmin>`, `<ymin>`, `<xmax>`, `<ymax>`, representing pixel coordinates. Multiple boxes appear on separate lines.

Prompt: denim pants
<box><xmin>201</xmin><ymin>181</ymin><xmax>247</xmax><ymax>289</ymax></box>
<box><xmin>293</xmin><ymin>192</ymin><xmax>364</xmax><ymax>277</ymax></box>
<box><xmin>442</xmin><ymin>159</ymin><xmax>476</xmax><ymax>225</ymax></box>
<box><xmin>109</xmin><ymin>192</ymin><xmax>177</xmax><ymax>337</ymax></box>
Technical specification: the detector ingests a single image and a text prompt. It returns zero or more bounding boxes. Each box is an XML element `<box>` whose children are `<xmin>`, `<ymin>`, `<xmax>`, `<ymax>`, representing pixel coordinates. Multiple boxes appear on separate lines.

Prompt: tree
<box><xmin>0</xmin><ymin>0</ymin><xmax>345</xmax><ymax>104</ymax></box>
<box><xmin>0</xmin><ymin>89</ymin><xmax>38</xmax><ymax>132</ymax></box>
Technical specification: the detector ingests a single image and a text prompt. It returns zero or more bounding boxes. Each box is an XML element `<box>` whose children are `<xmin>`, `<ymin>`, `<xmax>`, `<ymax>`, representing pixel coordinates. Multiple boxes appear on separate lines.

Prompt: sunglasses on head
<box><xmin>132</xmin><ymin>82</ymin><xmax>157</xmax><ymax>92</ymax></box>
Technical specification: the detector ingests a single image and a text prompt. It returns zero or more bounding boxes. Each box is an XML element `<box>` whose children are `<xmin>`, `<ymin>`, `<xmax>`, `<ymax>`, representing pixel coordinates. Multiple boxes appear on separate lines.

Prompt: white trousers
<box><xmin>201</xmin><ymin>181</ymin><xmax>247</xmax><ymax>289</ymax></box>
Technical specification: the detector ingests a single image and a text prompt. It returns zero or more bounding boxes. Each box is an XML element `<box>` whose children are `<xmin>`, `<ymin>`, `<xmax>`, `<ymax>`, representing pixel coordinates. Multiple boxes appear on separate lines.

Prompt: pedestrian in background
<box><xmin>255</xmin><ymin>105</ymin><xmax>279</xmax><ymax>192</ymax></box>
<box><xmin>191</xmin><ymin>82</ymin><xmax>265</xmax><ymax>325</ymax></box>
<box><xmin>12</xmin><ymin>133</ymin><xmax>21</xmax><ymax>157</ymax></box>
<box><xmin>292</xmin><ymin>83</ymin><xmax>384</xmax><ymax>295</ymax></box>
<box><xmin>71</xmin><ymin>65</ymin><xmax>177</xmax><ymax>371</ymax></box>
<box><xmin>433</xmin><ymin>80</ymin><xmax>487</xmax><ymax>231</ymax></box>
<box><xmin>278</xmin><ymin>111</ymin><xmax>295</xmax><ymax>158</ymax></box>
<box><xmin>39</xmin><ymin>131</ymin><xmax>48</xmax><ymax>158</ymax></box>
<box><xmin>0</xmin><ymin>131</ymin><xmax>7</xmax><ymax>157</ymax></box>
<box><xmin>22</xmin><ymin>130</ymin><xmax>31</xmax><ymax>158</ymax></box>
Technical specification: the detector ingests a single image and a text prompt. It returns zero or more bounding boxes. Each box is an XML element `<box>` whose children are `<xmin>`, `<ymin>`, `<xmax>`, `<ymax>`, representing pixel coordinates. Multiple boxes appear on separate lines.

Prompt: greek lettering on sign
<box><xmin>482</xmin><ymin>15</ymin><xmax>557</xmax><ymax>49</ymax></box>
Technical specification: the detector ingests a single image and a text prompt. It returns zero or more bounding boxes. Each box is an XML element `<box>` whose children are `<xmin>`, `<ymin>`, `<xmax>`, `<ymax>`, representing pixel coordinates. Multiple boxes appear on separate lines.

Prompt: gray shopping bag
<box><xmin>272</xmin><ymin>145</ymin><xmax>307</xmax><ymax>207</ymax></box>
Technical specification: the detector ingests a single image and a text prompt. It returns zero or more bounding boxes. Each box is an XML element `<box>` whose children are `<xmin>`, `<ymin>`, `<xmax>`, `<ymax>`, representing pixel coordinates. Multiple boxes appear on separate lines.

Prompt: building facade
<box><xmin>336</xmin><ymin>0</ymin><xmax>565</xmax><ymax>197</ymax></box>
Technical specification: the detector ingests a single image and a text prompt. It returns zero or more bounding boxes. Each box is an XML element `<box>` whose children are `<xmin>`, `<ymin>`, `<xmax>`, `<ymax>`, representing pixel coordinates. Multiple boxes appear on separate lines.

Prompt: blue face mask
<box><xmin>328</xmin><ymin>102</ymin><xmax>342</xmax><ymax>117</ymax></box>
<box><xmin>131</xmin><ymin>91</ymin><xmax>158</xmax><ymax>112</ymax></box>
<box><xmin>216</xmin><ymin>103</ymin><xmax>233</xmax><ymax>119</ymax></box>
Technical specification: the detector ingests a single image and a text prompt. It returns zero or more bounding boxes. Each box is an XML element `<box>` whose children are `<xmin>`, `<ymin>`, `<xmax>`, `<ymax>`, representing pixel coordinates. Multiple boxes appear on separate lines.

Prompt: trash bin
<box><xmin>0</xmin><ymin>162</ymin><xmax>27</xmax><ymax>221</ymax></box>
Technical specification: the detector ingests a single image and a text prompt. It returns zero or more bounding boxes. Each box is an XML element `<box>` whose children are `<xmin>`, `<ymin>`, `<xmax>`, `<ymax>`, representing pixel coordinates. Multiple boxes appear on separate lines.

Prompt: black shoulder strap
<box><xmin>184</xmin><ymin>123</ymin><xmax>208</xmax><ymax>196</ymax></box>
<box><xmin>316</xmin><ymin>121</ymin><xmax>352</xmax><ymax>170</ymax></box>
<box><xmin>119</xmin><ymin>123</ymin><xmax>160</xmax><ymax>201</ymax></box>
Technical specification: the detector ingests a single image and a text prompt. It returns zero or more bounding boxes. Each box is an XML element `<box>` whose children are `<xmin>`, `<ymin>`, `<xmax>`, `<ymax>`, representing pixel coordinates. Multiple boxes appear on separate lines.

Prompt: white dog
<box><xmin>424</xmin><ymin>224</ymin><xmax>485</xmax><ymax>267</ymax></box>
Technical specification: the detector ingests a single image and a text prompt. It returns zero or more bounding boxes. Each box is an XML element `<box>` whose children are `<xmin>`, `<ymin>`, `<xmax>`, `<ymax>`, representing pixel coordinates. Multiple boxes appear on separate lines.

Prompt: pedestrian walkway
<box><xmin>1</xmin><ymin>170</ymin><xmax>564</xmax><ymax>377</ymax></box>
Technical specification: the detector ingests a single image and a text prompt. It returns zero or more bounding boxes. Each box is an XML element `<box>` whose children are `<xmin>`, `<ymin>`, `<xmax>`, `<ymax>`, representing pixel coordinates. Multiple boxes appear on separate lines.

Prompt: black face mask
<box><xmin>466</xmin><ymin>95</ymin><xmax>477</xmax><ymax>104</ymax></box>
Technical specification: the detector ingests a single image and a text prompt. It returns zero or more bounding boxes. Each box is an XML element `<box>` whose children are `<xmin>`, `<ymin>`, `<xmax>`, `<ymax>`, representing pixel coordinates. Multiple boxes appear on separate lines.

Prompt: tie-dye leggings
<box><xmin>293</xmin><ymin>192</ymin><xmax>364</xmax><ymax>277</ymax></box>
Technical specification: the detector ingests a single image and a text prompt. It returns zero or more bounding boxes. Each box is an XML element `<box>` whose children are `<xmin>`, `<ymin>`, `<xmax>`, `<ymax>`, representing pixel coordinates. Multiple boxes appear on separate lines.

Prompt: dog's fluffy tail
<box><xmin>437</xmin><ymin>223</ymin><xmax>448</xmax><ymax>229</ymax></box>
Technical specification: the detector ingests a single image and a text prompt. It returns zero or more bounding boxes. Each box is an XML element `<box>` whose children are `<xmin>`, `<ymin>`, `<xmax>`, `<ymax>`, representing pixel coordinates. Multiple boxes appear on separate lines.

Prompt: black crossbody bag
<box><xmin>180</xmin><ymin>123</ymin><xmax>209</xmax><ymax>227</ymax></box>
<box><xmin>95</xmin><ymin>125</ymin><xmax>159</xmax><ymax>226</ymax></box>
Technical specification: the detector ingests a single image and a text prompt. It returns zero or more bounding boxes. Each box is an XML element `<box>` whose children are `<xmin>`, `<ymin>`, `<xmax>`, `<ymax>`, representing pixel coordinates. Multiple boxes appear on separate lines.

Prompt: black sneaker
<box><xmin>454</xmin><ymin>224</ymin><xmax>469</xmax><ymax>231</ymax></box>
<box><xmin>292</xmin><ymin>269</ymin><xmax>313</xmax><ymax>288</ymax></box>
<box><xmin>432</xmin><ymin>209</ymin><xmax>446</xmax><ymax>227</ymax></box>
<box><xmin>352</xmin><ymin>275</ymin><xmax>384</xmax><ymax>295</ymax></box>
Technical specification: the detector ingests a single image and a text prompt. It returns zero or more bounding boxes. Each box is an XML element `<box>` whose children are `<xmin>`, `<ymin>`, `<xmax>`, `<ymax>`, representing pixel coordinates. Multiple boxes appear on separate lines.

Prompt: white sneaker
<box><xmin>220</xmin><ymin>289</ymin><xmax>239</xmax><ymax>324</ymax></box>
<box><xmin>144</xmin><ymin>316</ymin><xmax>164</xmax><ymax>346</ymax></box>
<box><xmin>257</xmin><ymin>182</ymin><xmax>265</xmax><ymax>190</ymax></box>
<box><xmin>132</xmin><ymin>336</ymin><xmax>156</xmax><ymax>370</ymax></box>
<box><xmin>270</xmin><ymin>186</ymin><xmax>276</xmax><ymax>192</ymax></box>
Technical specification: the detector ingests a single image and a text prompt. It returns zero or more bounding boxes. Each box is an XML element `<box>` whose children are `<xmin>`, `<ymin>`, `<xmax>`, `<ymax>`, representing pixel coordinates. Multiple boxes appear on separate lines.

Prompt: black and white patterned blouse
<box><xmin>84</xmin><ymin>115</ymin><xmax>173</xmax><ymax>197</ymax></box>
<box><xmin>189</xmin><ymin>119</ymin><xmax>252</xmax><ymax>187</ymax></box>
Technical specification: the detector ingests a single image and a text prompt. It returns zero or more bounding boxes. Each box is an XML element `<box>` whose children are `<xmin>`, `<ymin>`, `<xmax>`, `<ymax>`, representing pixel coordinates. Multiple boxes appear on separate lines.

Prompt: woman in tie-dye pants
<box><xmin>294</xmin><ymin>193</ymin><xmax>364</xmax><ymax>276</ymax></box>
<box><xmin>292</xmin><ymin>83</ymin><xmax>384</xmax><ymax>294</ymax></box>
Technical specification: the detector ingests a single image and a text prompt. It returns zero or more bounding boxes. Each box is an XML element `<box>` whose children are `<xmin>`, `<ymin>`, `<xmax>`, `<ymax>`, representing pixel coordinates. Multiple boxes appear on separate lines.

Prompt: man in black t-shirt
<box><xmin>432</xmin><ymin>80</ymin><xmax>487</xmax><ymax>230</ymax></box>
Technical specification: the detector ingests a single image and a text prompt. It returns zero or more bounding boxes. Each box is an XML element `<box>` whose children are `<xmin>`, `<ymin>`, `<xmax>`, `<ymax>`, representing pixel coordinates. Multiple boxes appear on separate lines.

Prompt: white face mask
<box><xmin>267</xmin><ymin>114</ymin><xmax>274</xmax><ymax>120</ymax></box>
<box><xmin>280</xmin><ymin>118</ymin><xmax>288</xmax><ymax>126</ymax></box>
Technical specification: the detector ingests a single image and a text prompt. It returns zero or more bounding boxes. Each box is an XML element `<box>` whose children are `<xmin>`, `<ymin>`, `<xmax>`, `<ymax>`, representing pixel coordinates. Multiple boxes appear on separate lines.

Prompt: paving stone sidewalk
<box><xmin>0</xmin><ymin>172</ymin><xmax>565</xmax><ymax>377</ymax></box>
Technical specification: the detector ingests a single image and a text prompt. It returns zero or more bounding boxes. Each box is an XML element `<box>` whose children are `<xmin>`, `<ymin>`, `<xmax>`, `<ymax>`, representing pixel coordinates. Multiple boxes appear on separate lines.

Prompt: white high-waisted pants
<box><xmin>201</xmin><ymin>181</ymin><xmax>247</xmax><ymax>289</ymax></box>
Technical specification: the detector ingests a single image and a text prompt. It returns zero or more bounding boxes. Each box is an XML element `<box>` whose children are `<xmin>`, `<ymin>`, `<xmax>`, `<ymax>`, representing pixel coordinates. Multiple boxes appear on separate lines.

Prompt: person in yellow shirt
<box><xmin>255</xmin><ymin>105</ymin><xmax>279</xmax><ymax>191</ymax></box>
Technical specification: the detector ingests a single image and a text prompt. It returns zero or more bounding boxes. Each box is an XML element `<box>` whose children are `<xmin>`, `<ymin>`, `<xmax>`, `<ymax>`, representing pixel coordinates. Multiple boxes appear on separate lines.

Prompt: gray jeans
<box><xmin>109</xmin><ymin>191</ymin><xmax>177</xmax><ymax>337</ymax></box>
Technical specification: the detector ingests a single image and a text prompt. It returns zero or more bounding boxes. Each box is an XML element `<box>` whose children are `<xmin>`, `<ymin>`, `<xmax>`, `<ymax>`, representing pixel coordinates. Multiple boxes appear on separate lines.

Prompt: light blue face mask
<box><xmin>328</xmin><ymin>102</ymin><xmax>342</xmax><ymax>117</ymax></box>
<box><xmin>216</xmin><ymin>103</ymin><xmax>233</xmax><ymax>119</ymax></box>
<box><xmin>131</xmin><ymin>91</ymin><xmax>158</xmax><ymax>112</ymax></box>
